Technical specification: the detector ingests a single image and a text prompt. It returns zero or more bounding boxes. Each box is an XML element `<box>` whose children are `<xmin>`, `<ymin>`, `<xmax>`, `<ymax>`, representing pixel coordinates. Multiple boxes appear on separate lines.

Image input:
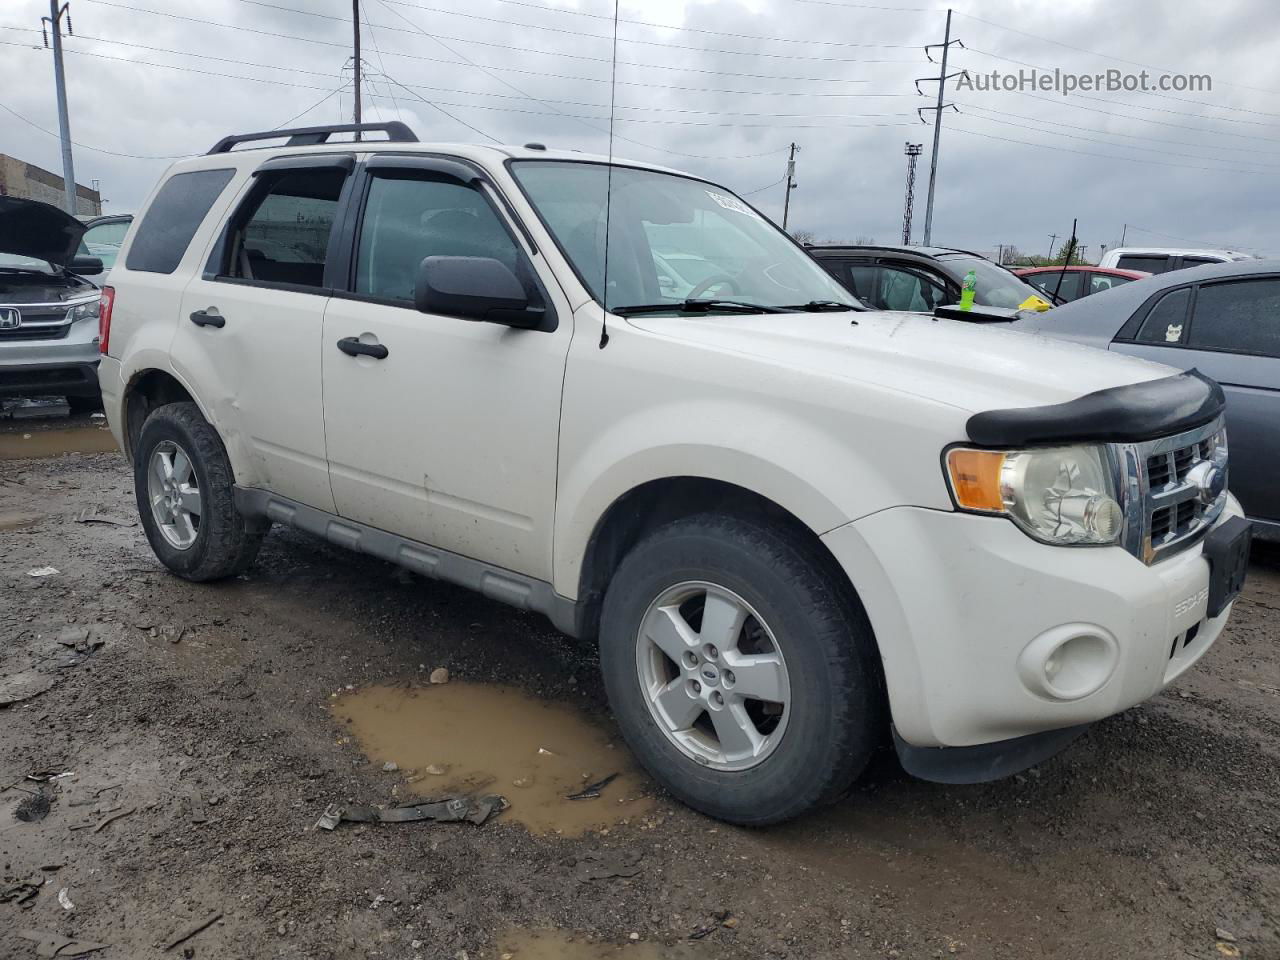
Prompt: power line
<box><xmin>952</xmin><ymin>106</ymin><xmax>1280</xmax><ymax>173</ymax></box>
<box><xmin>739</xmin><ymin>176</ymin><xmax>786</xmax><ymax>197</ymax></box>
<box><xmin>77</xmin><ymin>2</ymin><xmax>899</xmax><ymax>87</ymax></box>
<box><xmin>944</xmin><ymin>122</ymin><xmax>1279</xmax><ymax>179</ymax></box>
<box><xmin>374</xmin><ymin>70</ymin><xmax>501</xmax><ymax>142</ymax></box>
<box><xmin>273</xmin><ymin>84</ymin><xmax>352</xmax><ymax>130</ymax></box>
<box><xmin>0</xmin><ymin>94</ymin><xmax>185</xmax><ymax>159</ymax></box>
<box><xmin>236</xmin><ymin>0</ymin><xmax>920</xmax><ymax>53</ymax></box>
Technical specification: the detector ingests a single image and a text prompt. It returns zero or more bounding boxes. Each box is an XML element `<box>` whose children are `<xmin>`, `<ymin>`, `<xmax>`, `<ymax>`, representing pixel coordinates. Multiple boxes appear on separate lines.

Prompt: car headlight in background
<box><xmin>945</xmin><ymin>444</ymin><xmax>1124</xmax><ymax>546</ymax></box>
<box><xmin>66</xmin><ymin>299</ymin><xmax>100</xmax><ymax>324</ymax></box>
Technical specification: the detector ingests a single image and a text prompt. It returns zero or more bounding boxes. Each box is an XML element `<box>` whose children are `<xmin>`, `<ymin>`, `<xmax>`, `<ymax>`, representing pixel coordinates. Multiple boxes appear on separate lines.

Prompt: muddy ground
<box><xmin>2</xmin><ymin>418</ymin><xmax>1279</xmax><ymax>960</ymax></box>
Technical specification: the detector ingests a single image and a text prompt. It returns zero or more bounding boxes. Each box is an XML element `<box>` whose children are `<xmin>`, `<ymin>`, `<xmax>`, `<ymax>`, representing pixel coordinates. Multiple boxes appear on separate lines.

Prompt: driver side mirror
<box><xmin>68</xmin><ymin>255</ymin><xmax>104</xmax><ymax>275</ymax></box>
<box><xmin>414</xmin><ymin>256</ymin><xmax>550</xmax><ymax>331</ymax></box>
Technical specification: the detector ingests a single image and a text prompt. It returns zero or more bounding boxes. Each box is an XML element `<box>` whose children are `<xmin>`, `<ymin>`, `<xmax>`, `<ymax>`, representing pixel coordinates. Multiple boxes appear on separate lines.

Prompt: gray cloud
<box><xmin>1</xmin><ymin>0</ymin><xmax>1275</xmax><ymax>258</ymax></box>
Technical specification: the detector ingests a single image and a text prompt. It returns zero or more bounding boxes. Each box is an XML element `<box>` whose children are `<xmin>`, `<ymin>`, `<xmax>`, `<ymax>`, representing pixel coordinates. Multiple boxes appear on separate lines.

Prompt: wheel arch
<box><xmin>571</xmin><ymin>475</ymin><xmax>870</xmax><ymax>645</ymax></box>
<box><xmin>121</xmin><ymin>368</ymin><xmax>204</xmax><ymax>461</ymax></box>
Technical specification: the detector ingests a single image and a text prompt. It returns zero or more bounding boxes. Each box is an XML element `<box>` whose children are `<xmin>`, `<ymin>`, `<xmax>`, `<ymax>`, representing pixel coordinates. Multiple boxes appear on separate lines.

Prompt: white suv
<box><xmin>98</xmin><ymin>123</ymin><xmax>1252</xmax><ymax>824</ymax></box>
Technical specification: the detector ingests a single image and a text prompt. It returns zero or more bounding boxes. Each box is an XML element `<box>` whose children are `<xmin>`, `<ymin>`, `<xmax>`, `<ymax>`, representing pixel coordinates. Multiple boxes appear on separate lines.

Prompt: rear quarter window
<box><xmin>1116</xmin><ymin>255</ymin><xmax>1173</xmax><ymax>274</ymax></box>
<box><xmin>126</xmin><ymin>168</ymin><xmax>236</xmax><ymax>274</ymax></box>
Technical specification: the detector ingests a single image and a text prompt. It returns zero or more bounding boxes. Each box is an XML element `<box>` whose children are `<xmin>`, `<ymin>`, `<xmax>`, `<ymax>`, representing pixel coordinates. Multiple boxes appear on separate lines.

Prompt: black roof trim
<box><xmin>966</xmin><ymin>369</ymin><xmax>1225</xmax><ymax>447</ymax></box>
<box><xmin>207</xmin><ymin>122</ymin><xmax>417</xmax><ymax>154</ymax></box>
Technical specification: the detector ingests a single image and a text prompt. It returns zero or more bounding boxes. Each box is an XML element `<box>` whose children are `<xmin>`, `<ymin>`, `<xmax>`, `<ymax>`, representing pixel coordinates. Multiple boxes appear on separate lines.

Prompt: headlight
<box><xmin>945</xmin><ymin>444</ymin><xmax>1124</xmax><ymax>546</ymax></box>
<box><xmin>66</xmin><ymin>299</ymin><xmax>100</xmax><ymax>323</ymax></box>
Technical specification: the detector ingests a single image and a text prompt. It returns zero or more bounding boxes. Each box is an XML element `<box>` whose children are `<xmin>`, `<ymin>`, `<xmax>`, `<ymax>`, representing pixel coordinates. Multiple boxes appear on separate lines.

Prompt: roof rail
<box><xmin>206</xmin><ymin>121</ymin><xmax>418</xmax><ymax>155</ymax></box>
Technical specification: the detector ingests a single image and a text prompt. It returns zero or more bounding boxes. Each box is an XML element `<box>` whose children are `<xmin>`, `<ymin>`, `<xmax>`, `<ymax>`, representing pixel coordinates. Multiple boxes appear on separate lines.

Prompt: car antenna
<box><xmin>598</xmin><ymin>0</ymin><xmax>620</xmax><ymax>350</ymax></box>
<box><xmin>1051</xmin><ymin>218</ymin><xmax>1077</xmax><ymax>303</ymax></box>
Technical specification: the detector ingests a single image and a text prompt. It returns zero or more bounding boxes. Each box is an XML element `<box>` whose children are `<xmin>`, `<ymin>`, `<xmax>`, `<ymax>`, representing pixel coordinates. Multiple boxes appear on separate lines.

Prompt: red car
<box><xmin>1015</xmin><ymin>265</ymin><xmax>1150</xmax><ymax>303</ymax></box>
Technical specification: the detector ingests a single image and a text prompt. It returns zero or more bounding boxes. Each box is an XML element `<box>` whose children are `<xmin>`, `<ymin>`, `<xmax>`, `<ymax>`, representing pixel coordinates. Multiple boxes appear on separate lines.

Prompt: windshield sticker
<box><xmin>705</xmin><ymin>191</ymin><xmax>762</xmax><ymax>219</ymax></box>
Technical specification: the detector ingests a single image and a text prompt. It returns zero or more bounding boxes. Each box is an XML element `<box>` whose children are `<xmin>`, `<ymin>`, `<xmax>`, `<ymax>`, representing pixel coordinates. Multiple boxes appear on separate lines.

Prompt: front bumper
<box><xmin>822</xmin><ymin>496</ymin><xmax>1245</xmax><ymax>750</ymax></box>
<box><xmin>0</xmin><ymin>317</ymin><xmax>101</xmax><ymax>397</ymax></box>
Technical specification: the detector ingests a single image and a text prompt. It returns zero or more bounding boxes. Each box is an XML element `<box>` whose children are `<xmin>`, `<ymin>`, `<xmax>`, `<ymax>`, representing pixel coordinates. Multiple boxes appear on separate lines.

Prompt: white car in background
<box><xmin>1099</xmin><ymin>247</ymin><xmax>1256</xmax><ymax>275</ymax></box>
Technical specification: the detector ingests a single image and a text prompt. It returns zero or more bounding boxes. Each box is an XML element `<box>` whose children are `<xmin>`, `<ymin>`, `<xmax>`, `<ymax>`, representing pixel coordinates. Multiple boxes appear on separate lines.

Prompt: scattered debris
<box><xmin>382</xmin><ymin>761</ymin><xmax>399</xmax><ymax>772</ymax></box>
<box><xmin>25</xmin><ymin>771</ymin><xmax>74</xmax><ymax>783</ymax></box>
<box><xmin>73</xmin><ymin>503</ymin><xmax>135</xmax><ymax>526</ymax></box>
<box><xmin>26</xmin><ymin>566</ymin><xmax>60</xmax><ymax>578</ymax></box>
<box><xmin>317</xmin><ymin>794</ymin><xmax>506</xmax><ymax>830</ymax></box>
<box><xmin>429</xmin><ymin>667</ymin><xmax>450</xmax><ymax>684</ymax></box>
<box><xmin>688</xmin><ymin>910</ymin><xmax>734</xmax><ymax>940</ymax></box>
<box><xmin>1217</xmin><ymin>944</ymin><xmax>1242</xmax><ymax>958</ymax></box>
<box><xmin>314</xmin><ymin>804</ymin><xmax>343</xmax><ymax>831</ymax></box>
<box><xmin>512</xmin><ymin>776</ymin><xmax>534</xmax><ymax>788</ymax></box>
<box><xmin>1216</xmin><ymin>928</ymin><xmax>1238</xmax><ymax>943</ymax></box>
<box><xmin>537</xmin><ymin>747</ymin><xmax>556</xmax><ymax>756</ymax></box>
<box><xmin>54</xmin><ymin>627</ymin><xmax>104</xmax><ymax>667</ymax></box>
<box><xmin>572</xmin><ymin>850</ymin><xmax>643</xmax><ymax>882</ymax></box>
<box><xmin>566</xmin><ymin>773</ymin><xmax>618</xmax><ymax>801</ymax></box>
<box><xmin>424</xmin><ymin>764</ymin><xmax>448</xmax><ymax>776</ymax></box>
<box><xmin>184</xmin><ymin>791</ymin><xmax>208</xmax><ymax>825</ymax></box>
<box><xmin>91</xmin><ymin>805</ymin><xmax>136</xmax><ymax>833</ymax></box>
<box><xmin>162</xmin><ymin>912</ymin><xmax>223</xmax><ymax>952</ymax></box>
<box><xmin>2</xmin><ymin>880</ymin><xmax>41</xmax><ymax>909</ymax></box>
<box><xmin>17</xmin><ymin>929</ymin><xmax>110</xmax><ymax>958</ymax></box>
<box><xmin>57</xmin><ymin>887</ymin><xmax>75</xmax><ymax>911</ymax></box>
<box><xmin>160</xmin><ymin>624</ymin><xmax>185</xmax><ymax>644</ymax></box>
<box><xmin>0</xmin><ymin>670</ymin><xmax>57</xmax><ymax>707</ymax></box>
<box><xmin>16</xmin><ymin>790</ymin><xmax>52</xmax><ymax>823</ymax></box>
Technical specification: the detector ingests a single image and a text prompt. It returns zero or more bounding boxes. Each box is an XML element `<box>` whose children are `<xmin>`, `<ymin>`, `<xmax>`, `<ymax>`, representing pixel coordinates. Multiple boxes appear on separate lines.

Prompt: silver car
<box><xmin>0</xmin><ymin>197</ymin><xmax>105</xmax><ymax>407</ymax></box>
<box><xmin>1019</xmin><ymin>259</ymin><xmax>1279</xmax><ymax>540</ymax></box>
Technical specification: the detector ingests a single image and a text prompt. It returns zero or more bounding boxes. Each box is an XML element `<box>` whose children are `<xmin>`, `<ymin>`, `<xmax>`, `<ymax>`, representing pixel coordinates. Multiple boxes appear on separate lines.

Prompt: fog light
<box><xmin>1017</xmin><ymin>624</ymin><xmax>1119</xmax><ymax>702</ymax></box>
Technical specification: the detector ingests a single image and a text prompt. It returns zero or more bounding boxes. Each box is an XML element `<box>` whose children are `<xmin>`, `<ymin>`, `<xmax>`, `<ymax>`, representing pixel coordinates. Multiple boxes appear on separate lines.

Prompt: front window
<box><xmin>78</xmin><ymin>220</ymin><xmax>130</xmax><ymax>271</ymax></box>
<box><xmin>509</xmin><ymin>161</ymin><xmax>856</xmax><ymax>313</ymax></box>
<box><xmin>939</xmin><ymin>255</ymin><xmax>1045</xmax><ymax>308</ymax></box>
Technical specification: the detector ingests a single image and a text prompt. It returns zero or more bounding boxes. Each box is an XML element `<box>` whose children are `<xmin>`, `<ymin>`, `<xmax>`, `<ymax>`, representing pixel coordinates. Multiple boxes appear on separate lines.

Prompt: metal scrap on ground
<box><xmin>566</xmin><ymin>772</ymin><xmax>619</xmax><ymax>800</ymax></box>
<box><xmin>315</xmin><ymin>794</ymin><xmax>506</xmax><ymax>830</ymax></box>
<box><xmin>162</xmin><ymin>912</ymin><xmax>223</xmax><ymax>952</ymax></box>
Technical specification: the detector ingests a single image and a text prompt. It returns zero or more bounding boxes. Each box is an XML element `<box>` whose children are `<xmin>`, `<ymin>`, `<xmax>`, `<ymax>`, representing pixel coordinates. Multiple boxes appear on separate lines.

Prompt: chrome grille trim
<box><xmin>1115</xmin><ymin>416</ymin><xmax>1228</xmax><ymax>564</ymax></box>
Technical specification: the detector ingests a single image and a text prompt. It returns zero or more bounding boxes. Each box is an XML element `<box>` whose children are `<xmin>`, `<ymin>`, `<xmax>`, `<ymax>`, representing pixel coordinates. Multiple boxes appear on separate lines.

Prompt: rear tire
<box><xmin>134</xmin><ymin>402</ymin><xmax>265</xmax><ymax>581</ymax></box>
<box><xmin>599</xmin><ymin>513</ymin><xmax>884</xmax><ymax>825</ymax></box>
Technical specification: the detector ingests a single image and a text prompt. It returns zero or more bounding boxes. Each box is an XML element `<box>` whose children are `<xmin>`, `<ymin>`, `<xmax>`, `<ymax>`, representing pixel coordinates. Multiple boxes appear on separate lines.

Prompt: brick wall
<box><xmin>0</xmin><ymin>154</ymin><xmax>102</xmax><ymax>216</ymax></box>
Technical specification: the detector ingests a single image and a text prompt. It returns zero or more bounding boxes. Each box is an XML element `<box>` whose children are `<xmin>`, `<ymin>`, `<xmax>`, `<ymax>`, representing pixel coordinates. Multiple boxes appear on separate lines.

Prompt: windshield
<box><xmin>941</xmin><ymin>256</ymin><xmax>1045</xmax><ymax>309</ymax></box>
<box><xmin>0</xmin><ymin>253</ymin><xmax>56</xmax><ymax>273</ymax></box>
<box><xmin>510</xmin><ymin>161</ymin><xmax>857</xmax><ymax>313</ymax></box>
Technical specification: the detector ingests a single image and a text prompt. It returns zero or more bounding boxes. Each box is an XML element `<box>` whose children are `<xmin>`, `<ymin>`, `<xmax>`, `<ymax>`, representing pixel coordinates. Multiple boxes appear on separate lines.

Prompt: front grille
<box><xmin>1122</xmin><ymin>418</ymin><xmax>1227</xmax><ymax>563</ymax></box>
<box><xmin>0</xmin><ymin>324</ymin><xmax>69</xmax><ymax>342</ymax></box>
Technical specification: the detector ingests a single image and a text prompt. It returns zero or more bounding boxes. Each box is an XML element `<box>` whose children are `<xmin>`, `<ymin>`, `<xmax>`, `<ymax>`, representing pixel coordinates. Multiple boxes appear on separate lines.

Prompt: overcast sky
<box><xmin>1</xmin><ymin>0</ymin><xmax>1276</xmax><ymax>260</ymax></box>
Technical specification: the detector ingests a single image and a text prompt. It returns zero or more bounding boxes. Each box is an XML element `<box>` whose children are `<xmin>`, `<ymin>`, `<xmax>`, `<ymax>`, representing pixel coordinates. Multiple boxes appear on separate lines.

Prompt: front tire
<box><xmin>599</xmin><ymin>514</ymin><xmax>884</xmax><ymax>825</ymax></box>
<box><xmin>134</xmin><ymin>402</ymin><xmax>265</xmax><ymax>581</ymax></box>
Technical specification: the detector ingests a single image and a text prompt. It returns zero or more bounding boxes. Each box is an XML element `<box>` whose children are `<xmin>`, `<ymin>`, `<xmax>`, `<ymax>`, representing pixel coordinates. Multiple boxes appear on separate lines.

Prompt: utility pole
<box><xmin>781</xmin><ymin>142</ymin><xmax>798</xmax><ymax>231</ymax></box>
<box><xmin>1047</xmin><ymin>234</ymin><xmax>1057</xmax><ymax>259</ymax></box>
<box><xmin>918</xmin><ymin>9</ymin><xmax>962</xmax><ymax>246</ymax></box>
<box><xmin>1120</xmin><ymin>223</ymin><xmax>1128</xmax><ymax>246</ymax></box>
<box><xmin>901</xmin><ymin>142</ymin><xmax>922</xmax><ymax>245</ymax></box>
<box><xmin>352</xmin><ymin>0</ymin><xmax>362</xmax><ymax>138</ymax></box>
<box><xmin>41</xmin><ymin>1</ymin><xmax>77</xmax><ymax>215</ymax></box>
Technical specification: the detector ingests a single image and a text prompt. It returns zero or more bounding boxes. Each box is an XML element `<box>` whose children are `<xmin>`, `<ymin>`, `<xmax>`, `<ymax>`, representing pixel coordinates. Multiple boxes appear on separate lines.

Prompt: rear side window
<box><xmin>1029</xmin><ymin>271</ymin><xmax>1082</xmax><ymax>301</ymax></box>
<box><xmin>126</xmin><ymin>169</ymin><xmax>235</xmax><ymax>274</ymax></box>
<box><xmin>223</xmin><ymin>168</ymin><xmax>347</xmax><ymax>289</ymax></box>
<box><xmin>1188</xmin><ymin>279</ymin><xmax>1280</xmax><ymax>358</ymax></box>
<box><xmin>1181</xmin><ymin>256</ymin><xmax>1223</xmax><ymax>269</ymax></box>
<box><xmin>1117</xmin><ymin>255</ymin><xmax>1172</xmax><ymax>274</ymax></box>
<box><xmin>1135</xmin><ymin>287</ymin><xmax>1191</xmax><ymax>344</ymax></box>
<box><xmin>1089</xmin><ymin>273</ymin><xmax>1133</xmax><ymax>296</ymax></box>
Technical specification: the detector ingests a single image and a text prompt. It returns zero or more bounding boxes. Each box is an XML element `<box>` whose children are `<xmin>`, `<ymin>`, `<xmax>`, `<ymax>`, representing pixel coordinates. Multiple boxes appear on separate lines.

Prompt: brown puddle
<box><xmin>495</xmin><ymin>930</ymin><xmax>705</xmax><ymax>960</ymax></box>
<box><xmin>0</xmin><ymin>511</ymin><xmax>45</xmax><ymax>531</ymax></box>
<box><xmin>0</xmin><ymin>427</ymin><xmax>118</xmax><ymax>459</ymax></box>
<box><xmin>333</xmin><ymin>683</ymin><xmax>654</xmax><ymax>836</ymax></box>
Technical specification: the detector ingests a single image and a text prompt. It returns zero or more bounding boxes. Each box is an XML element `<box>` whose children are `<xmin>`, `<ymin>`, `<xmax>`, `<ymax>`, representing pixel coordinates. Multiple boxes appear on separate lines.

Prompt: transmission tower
<box><xmin>901</xmin><ymin>142</ymin><xmax>923</xmax><ymax>245</ymax></box>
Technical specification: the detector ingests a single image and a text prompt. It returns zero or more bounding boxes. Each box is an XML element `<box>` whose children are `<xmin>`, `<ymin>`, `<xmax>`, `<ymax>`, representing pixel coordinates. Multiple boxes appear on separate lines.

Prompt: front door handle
<box><xmin>190</xmin><ymin>308</ymin><xmax>225</xmax><ymax>329</ymax></box>
<box><xmin>336</xmin><ymin>336</ymin><xmax>388</xmax><ymax>360</ymax></box>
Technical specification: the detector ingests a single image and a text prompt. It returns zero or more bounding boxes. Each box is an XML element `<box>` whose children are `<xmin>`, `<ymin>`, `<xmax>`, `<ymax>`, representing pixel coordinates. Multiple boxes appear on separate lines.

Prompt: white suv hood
<box><xmin>627</xmin><ymin>308</ymin><xmax>1174</xmax><ymax>416</ymax></box>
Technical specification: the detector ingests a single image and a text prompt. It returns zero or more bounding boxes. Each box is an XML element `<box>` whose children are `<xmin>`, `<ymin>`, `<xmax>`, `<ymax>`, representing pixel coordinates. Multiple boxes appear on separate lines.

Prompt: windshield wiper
<box><xmin>612</xmin><ymin>298</ymin><xmax>788</xmax><ymax>316</ymax></box>
<box><xmin>781</xmin><ymin>300</ymin><xmax>860</xmax><ymax>312</ymax></box>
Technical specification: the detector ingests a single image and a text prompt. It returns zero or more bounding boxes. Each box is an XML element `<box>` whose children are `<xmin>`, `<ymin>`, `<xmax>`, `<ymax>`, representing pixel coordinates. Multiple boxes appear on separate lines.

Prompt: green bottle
<box><xmin>958</xmin><ymin>269</ymin><xmax>977</xmax><ymax>311</ymax></box>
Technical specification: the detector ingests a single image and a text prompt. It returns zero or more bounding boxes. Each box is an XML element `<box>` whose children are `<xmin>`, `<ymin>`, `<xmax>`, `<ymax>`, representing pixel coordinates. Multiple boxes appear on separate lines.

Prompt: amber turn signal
<box><xmin>945</xmin><ymin>448</ymin><xmax>1007</xmax><ymax>513</ymax></box>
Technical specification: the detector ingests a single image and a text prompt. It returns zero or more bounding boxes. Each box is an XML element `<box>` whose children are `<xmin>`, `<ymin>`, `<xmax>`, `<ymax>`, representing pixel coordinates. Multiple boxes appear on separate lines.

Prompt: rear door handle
<box><xmin>189</xmin><ymin>309</ymin><xmax>225</xmax><ymax>329</ymax></box>
<box><xmin>336</xmin><ymin>336</ymin><xmax>388</xmax><ymax>360</ymax></box>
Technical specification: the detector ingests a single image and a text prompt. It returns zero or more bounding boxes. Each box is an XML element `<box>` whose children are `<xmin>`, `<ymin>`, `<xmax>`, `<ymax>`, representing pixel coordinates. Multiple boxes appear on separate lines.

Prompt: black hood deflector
<box><xmin>0</xmin><ymin>196</ymin><xmax>86</xmax><ymax>267</ymax></box>
<box><xmin>966</xmin><ymin>369</ymin><xmax>1225</xmax><ymax>446</ymax></box>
